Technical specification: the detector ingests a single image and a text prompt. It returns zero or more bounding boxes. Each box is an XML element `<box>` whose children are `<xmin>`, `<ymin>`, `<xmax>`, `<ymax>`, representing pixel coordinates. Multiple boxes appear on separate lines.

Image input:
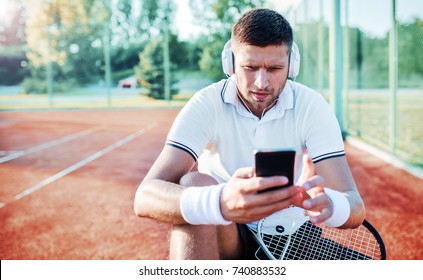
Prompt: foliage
<box><xmin>111</xmin><ymin>43</ymin><xmax>145</xmax><ymax>72</ymax></box>
<box><xmin>21</xmin><ymin>76</ymin><xmax>77</xmax><ymax>94</ymax></box>
<box><xmin>19</xmin><ymin>0</ymin><xmax>106</xmax><ymax>91</ymax></box>
<box><xmin>133</xmin><ymin>0</ymin><xmax>194</xmax><ymax>99</ymax></box>
<box><xmin>0</xmin><ymin>0</ymin><xmax>27</xmax><ymax>85</ymax></box>
<box><xmin>134</xmin><ymin>39</ymin><xmax>178</xmax><ymax>99</ymax></box>
<box><xmin>197</xmin><ymin>34</ymin><xmax>228</xmax><ymax>81</ymax></box>
<box><xmin>352</xmin><ymin>19</ymin><xmax>423</xmax><ymax>88</ymax></box>
<box><xmin>0</xmin><ymin>0</ymin><xmax>420</xmax><ymax>94</ymax></box>
<box><xmin>294</xmin><ymin>18</ymin><xmax>423</xmax><ymax>89</ymax></box>
<box><xmin>398</xmin><ymin>18</ymin><xmax>423</xmax><ymax>86</ymax></box>
<box><xmin>0</xmin><ymin>54</ymin><xmax>28</xmax><ymax>85</ymax></box>
<box><xmin>189</xmin><ymin>0</ymin><xmax>265</xmax><ymax>81</ymax></box>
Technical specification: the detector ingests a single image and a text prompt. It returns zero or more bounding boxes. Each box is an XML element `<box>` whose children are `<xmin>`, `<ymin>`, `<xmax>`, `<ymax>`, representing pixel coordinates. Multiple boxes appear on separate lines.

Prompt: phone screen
<box><xmin>254</xmin><ymin>149</ymin><xmax>296</xmax><ymax>191</ymax></box>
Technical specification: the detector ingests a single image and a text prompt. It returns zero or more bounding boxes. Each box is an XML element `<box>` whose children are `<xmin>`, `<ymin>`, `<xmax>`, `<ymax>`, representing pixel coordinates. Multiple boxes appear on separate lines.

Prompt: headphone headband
<box><xmin>221</xmin><ymin>40</ymin><xmax>300</xmax><ymax>78</ymax></box>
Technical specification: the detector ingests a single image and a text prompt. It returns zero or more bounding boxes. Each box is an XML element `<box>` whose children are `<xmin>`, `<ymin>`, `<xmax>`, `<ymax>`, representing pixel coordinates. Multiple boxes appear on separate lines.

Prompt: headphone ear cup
<box><xmin>288</xmin><ymin>41</ymin><xmax>300</xmax><ymax>78</ymax></box>
<box><xmin>222</xmin><ymin>40</ymin><xmax>234</xmax><ymax>76</ymax></box>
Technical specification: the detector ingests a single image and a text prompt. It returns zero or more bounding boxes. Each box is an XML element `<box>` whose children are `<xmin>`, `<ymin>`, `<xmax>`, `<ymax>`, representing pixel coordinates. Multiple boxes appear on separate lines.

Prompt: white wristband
<box><xmin>322</xmin><ymin>188</ymin><xmax>351</xmax><ymax>228</ymax></box>
<box><xmin>180</xmin><ymin>183</ymin><xmax>232</xmax><ymax>225</ymax></box>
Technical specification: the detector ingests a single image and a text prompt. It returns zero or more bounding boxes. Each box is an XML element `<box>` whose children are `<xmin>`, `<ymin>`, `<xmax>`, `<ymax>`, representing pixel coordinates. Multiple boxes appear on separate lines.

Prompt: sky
<box><xmin>173</xmin><ymin>0</ymin><xmax>207</xmax><ymax>41</ymax></box>
<box><xmin>173</xmin><ymin>0</ymin><xmax>301</xmax><ymax>41</ymax></box>
<box><xmin>0</xmin><ymin>0</ymin><xmax>14</xmax><ymax>24</ymax></box>
<box><xmin>174</xmin><ymin>0</ymin><xmax>423</xmax><ymax>40</ymax></box>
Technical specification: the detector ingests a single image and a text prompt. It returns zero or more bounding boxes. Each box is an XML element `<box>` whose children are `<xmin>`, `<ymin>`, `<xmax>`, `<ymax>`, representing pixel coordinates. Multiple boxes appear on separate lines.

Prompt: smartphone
<box><xmin>254</xmin><ymin>148</ymin><xmax>296</xmax><ymax>192</ymax></box>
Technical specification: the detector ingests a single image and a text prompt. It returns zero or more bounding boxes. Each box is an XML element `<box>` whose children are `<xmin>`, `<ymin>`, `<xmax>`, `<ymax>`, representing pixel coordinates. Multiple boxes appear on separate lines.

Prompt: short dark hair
<box><xmin>232</xmin><ymin>8</ymin><xmax>293</xmax><ymax>49</ymax></box>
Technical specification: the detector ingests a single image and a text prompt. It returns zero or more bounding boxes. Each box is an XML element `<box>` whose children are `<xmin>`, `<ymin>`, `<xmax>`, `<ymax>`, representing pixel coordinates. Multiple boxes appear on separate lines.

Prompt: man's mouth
<box><xmin>252</xmin><ymin>91</ymin><xmax>269</xmax><ymax>101</ymax></box>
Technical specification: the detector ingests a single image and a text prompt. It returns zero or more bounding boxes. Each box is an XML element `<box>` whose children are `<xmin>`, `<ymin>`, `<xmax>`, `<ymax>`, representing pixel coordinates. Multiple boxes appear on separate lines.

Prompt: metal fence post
<box><xmin>389</xmin><ymin>0</ymin><xmax>398</xmax><ymax>153</ymax></box>
<box><xmin>329</xmin><ymin>0</ymin><xmax>344</xmax><ymax>134</ymax></box>
<box><xmin>105</xmin><ymin>0</ymin><xmax>112</xmax><ymax>107</ymax></box>
<box><xmin>343</xmin><ymin>0</ymin><xmax>350</xmax><ymax>132</ymax></box>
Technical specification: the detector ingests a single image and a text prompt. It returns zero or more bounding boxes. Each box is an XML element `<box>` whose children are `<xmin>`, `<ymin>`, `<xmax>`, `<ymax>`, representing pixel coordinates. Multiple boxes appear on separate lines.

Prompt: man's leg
<box><xmin>169</xmin><ymin>172</ymin><xmax>243</xmax><ymax>260</ymax></box>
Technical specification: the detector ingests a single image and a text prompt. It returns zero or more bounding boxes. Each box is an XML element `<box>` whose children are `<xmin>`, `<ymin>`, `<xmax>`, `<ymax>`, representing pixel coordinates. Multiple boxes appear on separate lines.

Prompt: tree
<box><xmin>0</xmin><ymin>0</ymin><xmax>27</xmax><ymax>85</ymax></box>
<box><xmin>398</xmin><ymin>18</ymin><xmax>423</xmax><ymax>86</ymax></box>
<box><xmin>135</xmin><ymin>39</ymin><xmax>178</xmax><ymax>99</ymax></box>
<box><xmin>22</xmin><ymin>0</ymin><xmax>107</xmax><ymax>92</ymax></box>
<box><xmin>189</xmin><ymin>0</ymin><xmax>265</xmax><ymax>81</ymax></box>
<box><xmin>133</xmin><ymin>0</ymin><xmax>190</xmax><ymax>100</ymax></box>
<box><xmin>197</xmin><ymin>33</ymin><xmax>228</xmax><ymax>81</ymax></box>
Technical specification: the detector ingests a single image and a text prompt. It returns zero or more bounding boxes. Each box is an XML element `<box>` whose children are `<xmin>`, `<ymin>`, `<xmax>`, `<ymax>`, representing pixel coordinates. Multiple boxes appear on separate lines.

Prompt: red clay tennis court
<box><xmin>0</xmin><ymin>109</ymin><xmax>422</xmax><ymax>260</ymax></box>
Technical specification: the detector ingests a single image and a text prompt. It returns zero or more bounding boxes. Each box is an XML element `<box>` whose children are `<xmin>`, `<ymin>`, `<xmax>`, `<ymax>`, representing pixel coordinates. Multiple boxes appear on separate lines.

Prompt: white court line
<box><xmin>0</xmin><ymin>123</ymin><xmax>156</xmax><ymax>208</ymax></box>
<box><xmin>0</xmin><ymin>126</ymin><xmax>104</xmax><ymax>164</ymax></box>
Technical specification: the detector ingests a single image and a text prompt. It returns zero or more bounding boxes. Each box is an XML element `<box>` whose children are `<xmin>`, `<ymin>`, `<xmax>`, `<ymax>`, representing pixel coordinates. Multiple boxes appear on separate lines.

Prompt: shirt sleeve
<box><xmin>298</xmin><ymin>92</ymin><xmax>345</xmax><ymax>163</ymax></box>
<box><xmin>166</xmin><ymin>86</ymin><xmax>218</xmax><ymax>161</ymax></box>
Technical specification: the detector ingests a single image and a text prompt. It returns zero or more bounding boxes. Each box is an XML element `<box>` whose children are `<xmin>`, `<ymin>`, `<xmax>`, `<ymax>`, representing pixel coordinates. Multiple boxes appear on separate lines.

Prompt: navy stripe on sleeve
<box><xmin>165</xmin><ymin>140</ymin><xmax>198</xmax><ymax>161</ymax></box>
<box><xmin>311</xmin><ymin>150</ymin><xmax>345</xmax><ymax>163</ymax></box>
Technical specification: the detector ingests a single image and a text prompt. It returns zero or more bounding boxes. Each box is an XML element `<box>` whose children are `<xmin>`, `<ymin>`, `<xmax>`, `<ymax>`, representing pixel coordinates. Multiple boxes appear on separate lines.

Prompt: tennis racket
<box><xmin>248</xmin><ymin>206</ymin><xmax>386</xmax><ymax>260</ymax></box>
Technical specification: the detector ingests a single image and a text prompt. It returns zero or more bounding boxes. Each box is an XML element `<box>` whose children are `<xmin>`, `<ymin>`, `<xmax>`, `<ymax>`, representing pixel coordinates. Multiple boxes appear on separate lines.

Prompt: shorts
<box><xmin>237</xmin><ymin>224</ymin><xmax>270</xmax><ymax>260</ymax></box>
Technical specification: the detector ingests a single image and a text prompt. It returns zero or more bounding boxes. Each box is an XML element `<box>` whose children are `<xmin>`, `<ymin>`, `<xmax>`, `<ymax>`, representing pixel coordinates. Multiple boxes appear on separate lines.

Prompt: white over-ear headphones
<box><xmin>221</xmin><ymin>40</ymin><xmax>300</xmax><ymax>79</ymax></box>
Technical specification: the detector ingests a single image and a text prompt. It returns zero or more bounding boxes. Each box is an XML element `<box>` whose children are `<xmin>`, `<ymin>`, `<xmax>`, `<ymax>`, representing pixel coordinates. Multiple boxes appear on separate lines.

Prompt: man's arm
<box><xmin>134</xmin><ymin>145</ymin><xmax>196</xmax><ymax>224</ymax></box>
<box><xmin>134</xmin><ymin>145</ymin><xmax>305</xmax><ymax>225</ymax></box>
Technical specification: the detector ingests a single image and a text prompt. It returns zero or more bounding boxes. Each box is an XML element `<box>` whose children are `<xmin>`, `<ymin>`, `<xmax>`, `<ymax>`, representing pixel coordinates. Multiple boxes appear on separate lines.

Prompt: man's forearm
<box><xmin>134</xmin><ymin>179</ymin><xmax>187</xmax><ymax>224</ymax></box>
<box><xmin>342</xmin><ymin>190</ymin><xmax>366</xmax><ymax>229</ymax></box>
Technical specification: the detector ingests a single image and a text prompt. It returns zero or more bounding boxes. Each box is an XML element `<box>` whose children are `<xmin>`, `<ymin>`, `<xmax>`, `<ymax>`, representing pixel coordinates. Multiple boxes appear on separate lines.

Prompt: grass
<box><xmin>345</xmin><ymin>89</ymin><xmax>423</xmax><ymax>166</ymax></box>
<box><xmin>0</xmin><ymin>90</ymin><xmax>193</xmax><ymax>111</ymax></box>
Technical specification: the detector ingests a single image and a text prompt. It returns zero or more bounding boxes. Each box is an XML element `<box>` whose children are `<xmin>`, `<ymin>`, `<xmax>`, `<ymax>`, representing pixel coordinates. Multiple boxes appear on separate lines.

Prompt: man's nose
<box><xmin>254</xmin><ymin>68</ymin><xmax>269</xmax><ymax>89</ymax></box>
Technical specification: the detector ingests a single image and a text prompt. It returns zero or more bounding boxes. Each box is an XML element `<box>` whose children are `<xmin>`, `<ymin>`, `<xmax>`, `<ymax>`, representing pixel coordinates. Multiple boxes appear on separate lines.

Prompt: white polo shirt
<box><xmin>166</xmin><ymin>77</ymin><xmax>345</xmax><ymax>184</ymax></box>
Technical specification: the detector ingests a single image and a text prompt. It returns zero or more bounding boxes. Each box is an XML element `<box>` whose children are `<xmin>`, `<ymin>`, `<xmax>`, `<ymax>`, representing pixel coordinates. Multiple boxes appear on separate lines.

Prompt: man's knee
<box><xmin>179</xmin><ymin>171</ymin><xmax>218</xmax><ymax>187</ymax></box>
<box><xmin>173</xmin><ymin>172</ymin><xmax>242</xmax><ymax>259</ymax></box>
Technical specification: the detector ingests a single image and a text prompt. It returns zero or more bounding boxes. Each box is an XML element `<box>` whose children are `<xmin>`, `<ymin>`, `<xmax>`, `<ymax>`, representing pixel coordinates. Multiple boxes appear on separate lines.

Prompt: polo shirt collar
<box><xmin>222</xmin><ymin>77</ymin><xmax>294</xmax><ymax>120</ymax></box>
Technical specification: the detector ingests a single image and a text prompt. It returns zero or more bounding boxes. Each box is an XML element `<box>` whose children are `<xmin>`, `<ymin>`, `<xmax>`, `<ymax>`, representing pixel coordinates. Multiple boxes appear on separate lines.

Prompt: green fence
<box><xmin>284</xmin><ymin>0</ymin><xmax>423</xmax><ymax>167</ymax></box>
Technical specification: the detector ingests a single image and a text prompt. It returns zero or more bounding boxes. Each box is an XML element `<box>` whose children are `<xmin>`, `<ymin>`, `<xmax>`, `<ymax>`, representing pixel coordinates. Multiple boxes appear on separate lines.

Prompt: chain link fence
<box><xmin>284</xmin><ymin>0</ymin><xmax>423</xmax><ymax>167</ymax></box>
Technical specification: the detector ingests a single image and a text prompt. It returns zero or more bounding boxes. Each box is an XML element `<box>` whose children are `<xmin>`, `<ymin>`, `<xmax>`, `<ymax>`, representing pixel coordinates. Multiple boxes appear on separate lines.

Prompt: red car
<box><xmin>118</xmin><ymin>76</ymin><xmax>138</xmax><ymax>88</ymax></box>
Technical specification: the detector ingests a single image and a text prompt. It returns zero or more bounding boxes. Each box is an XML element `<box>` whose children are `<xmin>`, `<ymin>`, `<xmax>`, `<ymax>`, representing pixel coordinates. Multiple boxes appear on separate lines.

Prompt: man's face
<box><xmin>232</xmin><ymin>42</ymin><xmax>290</xmax><ymax>117</ymax></box>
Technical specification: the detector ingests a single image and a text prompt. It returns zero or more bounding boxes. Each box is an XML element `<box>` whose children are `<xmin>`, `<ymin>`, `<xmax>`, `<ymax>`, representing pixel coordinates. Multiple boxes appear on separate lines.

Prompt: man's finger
<box><xmin>302</xmin><ymin>175</ymin><xmax>324</xmax><ymax>190</ymax></box>
<box><xmin>233</xmin><ymin>167</ymin><xmax>255</xmax><ymax>178</ymax></box>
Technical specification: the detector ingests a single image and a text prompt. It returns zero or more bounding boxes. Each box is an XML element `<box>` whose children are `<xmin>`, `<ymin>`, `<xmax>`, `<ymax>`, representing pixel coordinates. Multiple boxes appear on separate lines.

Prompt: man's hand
<box><xmin>219</xmin><ymin>167</ymin><xmax>303</xmax><ymax>224</ymax></box>
<box><xmin>295</xmin><ymin>153</ymin><xmax>335</xmax><ymax>224</ymax></box>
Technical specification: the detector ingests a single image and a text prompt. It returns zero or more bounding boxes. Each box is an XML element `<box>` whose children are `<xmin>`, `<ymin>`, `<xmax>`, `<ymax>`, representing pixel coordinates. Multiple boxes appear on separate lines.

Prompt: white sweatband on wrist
<box><xmin>322</xmin><ymin>188</ymin><xmax>351</xmax><ymax>228</ymax></box>
<box><xmin>180</xmin><ymin>183</ymin><xmax>232</xmax><ymax>225</ymax></box>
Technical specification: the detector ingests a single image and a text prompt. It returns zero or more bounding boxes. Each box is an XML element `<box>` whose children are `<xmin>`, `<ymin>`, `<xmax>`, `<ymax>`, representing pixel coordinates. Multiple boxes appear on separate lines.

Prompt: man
<box><xmin>134</xmin><ymin>8</ymin><xmax>365</xmax><ymax>260</ymax></box>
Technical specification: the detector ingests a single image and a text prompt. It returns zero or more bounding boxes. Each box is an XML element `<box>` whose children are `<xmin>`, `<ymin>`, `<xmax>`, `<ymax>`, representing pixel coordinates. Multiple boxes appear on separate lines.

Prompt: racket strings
<box><xmin>321</xmin><ymin>224</ymin><xmax>381</xmax><ymax>259</ymax></box>
<box><xmin>259</xmin><ymin>221</ymin><xmax>381</xmax><ymax>260</ymax></box>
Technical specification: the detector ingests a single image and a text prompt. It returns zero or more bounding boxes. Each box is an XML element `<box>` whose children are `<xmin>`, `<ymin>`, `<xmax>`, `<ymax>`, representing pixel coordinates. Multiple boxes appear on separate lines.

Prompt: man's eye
<box><xmin>268</xmin><ymin>67</ymin><xmax>283</xmax><ymax>72</ymax></box>
<box><xmin>244</xmin><ymin>66</ymin><xmax>256</xmax><ymax>71</ymax></box>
